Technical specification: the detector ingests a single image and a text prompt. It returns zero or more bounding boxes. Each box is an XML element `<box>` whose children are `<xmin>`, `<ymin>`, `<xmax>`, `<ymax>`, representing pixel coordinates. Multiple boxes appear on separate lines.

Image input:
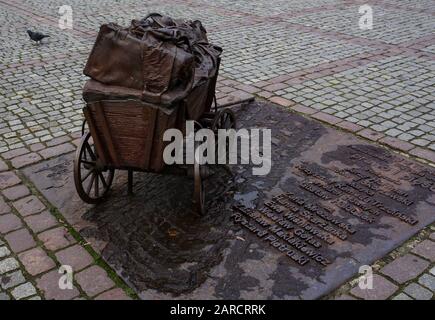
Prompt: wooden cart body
<box><xmin>83</xmin><ymin>65</ymin><xmax>218</xmax><ymax>173</ymax></box>
<box><xmin>74</xmin><ymin>61</ymin><xmax>241</xmax><ymax>214</ymax></box>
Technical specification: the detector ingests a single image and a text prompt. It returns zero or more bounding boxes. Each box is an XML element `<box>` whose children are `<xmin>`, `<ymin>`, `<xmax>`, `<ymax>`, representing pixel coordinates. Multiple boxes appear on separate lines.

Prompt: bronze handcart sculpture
<box><xmin>73</xmin><ymin>14</ymin><xmax>242</xmax><ymax>215</ymax></box>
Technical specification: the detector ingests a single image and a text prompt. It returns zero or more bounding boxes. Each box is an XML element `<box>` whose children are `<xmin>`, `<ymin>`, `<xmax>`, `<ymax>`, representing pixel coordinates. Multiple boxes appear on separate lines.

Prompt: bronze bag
<box><xmin>83</xmin><ymin>22</ymin><xmax>195</xmax><ymax>106</ymax></box>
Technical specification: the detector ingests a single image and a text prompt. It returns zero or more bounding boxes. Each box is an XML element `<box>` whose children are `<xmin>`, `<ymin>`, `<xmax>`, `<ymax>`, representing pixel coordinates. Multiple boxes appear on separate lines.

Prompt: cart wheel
<box><xmin>193</xmin><ymin>144</ymin><xmax>206</xmax><ymax>216</ymax></box>
<box><xmin>74</xmin><ymin>132</ymin><xmax>114</xmax><ymax>204</ymax></box>
<box><xmin>211</xmin><ymin>108</ymin><xmax>236</xmax><ymax>132</ymax></box>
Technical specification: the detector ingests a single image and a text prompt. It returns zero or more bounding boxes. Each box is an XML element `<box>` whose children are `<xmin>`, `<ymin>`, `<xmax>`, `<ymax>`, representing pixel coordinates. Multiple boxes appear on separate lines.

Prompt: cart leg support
<box><xmin>128</xmin><ymin>169</ymin><xmax>133</xmax><ymax>195</ymax></box>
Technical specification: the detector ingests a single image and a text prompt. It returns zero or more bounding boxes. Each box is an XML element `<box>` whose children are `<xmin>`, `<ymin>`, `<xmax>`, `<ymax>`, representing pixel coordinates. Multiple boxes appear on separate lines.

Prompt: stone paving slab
<box><xmin>23</xmin><ymin>101</ymin><xmax>435</xmax><ymax>299</ymax></box>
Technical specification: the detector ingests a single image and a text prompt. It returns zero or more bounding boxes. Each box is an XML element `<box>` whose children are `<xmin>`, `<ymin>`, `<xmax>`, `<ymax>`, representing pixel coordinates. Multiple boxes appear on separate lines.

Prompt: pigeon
<box><xmin>27</xmin><ymin>30</ymin><xmax>50</xmax><ymax>44</ymax></box>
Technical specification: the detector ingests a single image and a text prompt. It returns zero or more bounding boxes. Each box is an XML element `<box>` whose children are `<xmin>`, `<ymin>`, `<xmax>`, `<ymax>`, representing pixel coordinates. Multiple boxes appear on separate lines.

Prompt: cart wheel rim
<box><xmin>74</xmin><ymin>132</ymin><xmax>114</xmax><ymax>204</ymax></box>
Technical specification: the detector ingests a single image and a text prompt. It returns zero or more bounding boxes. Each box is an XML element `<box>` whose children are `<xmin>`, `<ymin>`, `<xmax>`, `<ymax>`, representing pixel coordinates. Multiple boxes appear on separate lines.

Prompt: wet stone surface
<box><xmin>24</xmin><ymin>101</ymin><xmax>435</xmax><ymax>299</ymax></box>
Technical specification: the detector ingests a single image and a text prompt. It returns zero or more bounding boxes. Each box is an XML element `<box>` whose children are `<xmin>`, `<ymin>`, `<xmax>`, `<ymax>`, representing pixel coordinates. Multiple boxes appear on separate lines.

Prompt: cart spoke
<box><xmin>223</xmin><ymin>115</ymin><xmax>230</xmax><ymax>128</ymax></box>
<box><xmin>81</xmin><ymin>169</ymin><xmax>94</xmax><ymax>182</ymax></box>
<box><xmin>220</xmin><ymin>116</ymin><xmax>225</xmax><ymax>128</ymax></box>
<box><xmin>95</xmin><ymin>174</ymin><xmax>99</xmax><ymax>197</ymax></box>
<box><xmin>83</xmin><ymin>148</ymin><xmax>89</xmax><ymax>162</ymax></box>
<box><xmin>98</xmin><ymin>171</ymin><xmax>108</xmax><ymax>189</ymax></box>
<box><xmin>86</xmin><ymin>173</ymin><xmax>96</xmax><ymax>195</ymax></box>
<box><xmin>81</xmin><ymin>160</ymin><xmax>96</xmax><ymax>166</ymax></box>
<box><xmin>85</xmin><ymin>143</ymin><xmax>97</xmax><ymax>160</ymax></box>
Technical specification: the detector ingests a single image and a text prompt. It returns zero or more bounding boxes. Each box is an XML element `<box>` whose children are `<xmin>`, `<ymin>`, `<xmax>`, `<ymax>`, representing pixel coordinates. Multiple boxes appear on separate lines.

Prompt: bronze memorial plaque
<box><xmin>24</xmin><ymin>101</ymin><xmax>435</xmax><ymax>299</ymax></box>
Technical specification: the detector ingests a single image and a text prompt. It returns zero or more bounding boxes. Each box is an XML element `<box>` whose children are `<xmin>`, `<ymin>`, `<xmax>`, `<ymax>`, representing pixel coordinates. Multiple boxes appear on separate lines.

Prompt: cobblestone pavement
<box><xmin>0</xmin><ymin>0</ymin><xmax>434</xmax><ymax>299</ymax></box>
<box><xmin>0</xmin><ymin>160</ymin><xmax>133</xmax><ymax>300</ymax></box>
<box><xmin>1</xmin><ymin>0</ymin><xmax>434</xmax><ymax>159</ymax></box>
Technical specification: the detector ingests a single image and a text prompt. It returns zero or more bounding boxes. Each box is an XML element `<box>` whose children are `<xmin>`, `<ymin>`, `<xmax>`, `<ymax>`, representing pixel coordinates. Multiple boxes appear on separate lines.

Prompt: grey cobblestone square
<box><xmin>286</xmin><ymin>6</ymin><xmax>435</xmax><ymax>44</ymax></box>
<box><xmin>10</xmin><ymin>282</ymin><xmax>37</xmax><ymax>300</ymax></box>
<box><xmin>0</xmin><ymin>247</ymin><xmax>10</xmax><ymax>259</ymax></box>
<box><xmin>403</xmin><ymin>283</ymin><xmax>433</xmax><ymax>300</ymax></box>
<box><xmin>0</xmin><ymin>291</ymin><xmax>10</xmax><ymax>300</ymax></box>
<box><xmin>0</xmin><ymin>258</ymin><xmax>19</xmax><ymax>275</ymax></box>
<box><xmin>209</xmin><ymin>22</ymin><xmax>375</xmax><ymax>84</ymax></box>
<box><xmin>0</xmin><ymin>270</ymin><xmax>26</xmax><ymax>290</ymax></box>
<box><xmin>418</xmin><ymin>273</ymin><xmax>435</xmax><ymax>292</ymax></box>
<box><xmin>392</xmin><ymin>293</ymin><xmax>412</xmax><ymax>300</ymax></box>
<box><xmin>286</xmin><ymin>55</ymin><xmax>435</xmax><ymax>145</ymax></box>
